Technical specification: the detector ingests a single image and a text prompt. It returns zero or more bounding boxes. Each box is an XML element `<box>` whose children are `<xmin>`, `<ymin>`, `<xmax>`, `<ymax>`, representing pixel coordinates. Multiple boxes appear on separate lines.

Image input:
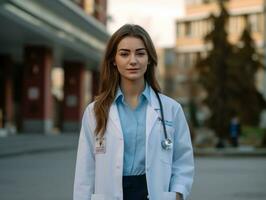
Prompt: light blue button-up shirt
<box><xmin>115</xmin><ymin>84</ymin><xmax>150</xmax><ymax>176</ymax></box>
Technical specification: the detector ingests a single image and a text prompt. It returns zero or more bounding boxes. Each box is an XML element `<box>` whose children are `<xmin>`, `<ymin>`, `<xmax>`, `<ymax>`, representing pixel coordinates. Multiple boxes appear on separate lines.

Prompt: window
<box><xmin>176</xmin><ymin>24</ymin><xmax>180</xmax><ymax>38</ymax></box>
<box><xmin>248</xmin><ymin>13</ymin><xmax>263</xmax><ymax>33</ymax></box>
<box><xmin>177</xmin><ymin>53</ymin><xmax>185</xmax><ymax>68</ymax></box>
<box><xmin>185</xmin><ymin>22</ymin><xmax>192</xmax><ymax>37</ymax></box>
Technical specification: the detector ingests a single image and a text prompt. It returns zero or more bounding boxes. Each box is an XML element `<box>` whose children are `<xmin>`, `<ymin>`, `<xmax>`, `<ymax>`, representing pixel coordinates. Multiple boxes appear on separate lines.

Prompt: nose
<box><xmin>129</xmin><ymin>54</ymin><xmax>137</xmax><ymax>66</ymax></box>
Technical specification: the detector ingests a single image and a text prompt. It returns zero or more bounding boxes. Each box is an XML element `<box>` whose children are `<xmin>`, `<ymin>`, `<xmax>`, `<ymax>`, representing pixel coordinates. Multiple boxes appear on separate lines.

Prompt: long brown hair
<box><xmin>94</xmin><ymin>24</ymin><xmax>161</xmax><ymax>136</ymax></box>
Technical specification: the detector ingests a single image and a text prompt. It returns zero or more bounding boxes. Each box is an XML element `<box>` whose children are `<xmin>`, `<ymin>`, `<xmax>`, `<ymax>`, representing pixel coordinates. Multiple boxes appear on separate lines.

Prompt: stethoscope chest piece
<box><xmin>161</xmin><ymin>138</ymin><xmax>173</xmax><ymax>150</ymax></box>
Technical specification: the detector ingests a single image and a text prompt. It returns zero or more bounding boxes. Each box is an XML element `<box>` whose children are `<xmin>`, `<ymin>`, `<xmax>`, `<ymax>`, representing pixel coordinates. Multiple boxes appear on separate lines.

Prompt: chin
<box><xmin>124</xmin><ymin>75</ymin><xmax>144</xmax><ymax>82</ymax></box>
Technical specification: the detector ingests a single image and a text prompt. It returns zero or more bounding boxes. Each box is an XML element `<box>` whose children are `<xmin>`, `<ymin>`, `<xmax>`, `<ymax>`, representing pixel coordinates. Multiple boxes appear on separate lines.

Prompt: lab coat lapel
<box><xmin>146</xmin><ymin>88</ymin><xmax>160</xmax><ymax>140</ymax></box>
<box><xmin>109</xmin><ymin>103</ymin><xmax>123</xmax><ymax>138</ymax></box>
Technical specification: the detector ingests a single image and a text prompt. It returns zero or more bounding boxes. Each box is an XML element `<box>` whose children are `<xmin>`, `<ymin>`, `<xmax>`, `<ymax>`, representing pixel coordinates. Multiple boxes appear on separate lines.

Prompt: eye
<box><xmin>119</xmin><ymin>52</ymin><xmax>128</xmax><ymax>57</ymax></box>
<box><xmin>136</xmin><ymin>52</ymin><xmax>146</xmax><ymax>56</ymax></box>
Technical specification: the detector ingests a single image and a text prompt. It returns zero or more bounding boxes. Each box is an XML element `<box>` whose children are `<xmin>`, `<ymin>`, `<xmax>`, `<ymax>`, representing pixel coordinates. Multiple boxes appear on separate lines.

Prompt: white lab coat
<box><xmin>73</xmin><ymin>88</ymin><xmax>194</xmax><ymax>200</ymax></box>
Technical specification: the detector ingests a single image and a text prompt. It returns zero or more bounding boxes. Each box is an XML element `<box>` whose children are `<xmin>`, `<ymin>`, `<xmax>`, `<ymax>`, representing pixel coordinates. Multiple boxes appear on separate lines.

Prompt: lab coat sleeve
<box><xmin>73</xmin><ymin>106</ymin><xmax>95</xmax><ymax>200</ymax></box>
<box><xmin>170</xmin><ymin>104</ymin><xmax>194</xmax><ymax>200</ymax></box>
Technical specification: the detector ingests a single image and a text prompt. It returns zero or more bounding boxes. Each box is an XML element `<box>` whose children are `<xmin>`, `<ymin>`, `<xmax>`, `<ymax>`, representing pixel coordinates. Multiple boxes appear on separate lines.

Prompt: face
<box><xmin>114</xmin><ymin>36</ymin><xmax>149</xmax><ymax>83</ymax></box>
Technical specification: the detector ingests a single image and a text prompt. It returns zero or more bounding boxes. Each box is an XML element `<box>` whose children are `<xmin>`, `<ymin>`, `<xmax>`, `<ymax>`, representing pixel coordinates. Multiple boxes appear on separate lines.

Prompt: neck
<box><xmin>120</xmin><ymin>79</ymin><xmax>145</xmax><ymax>97</ymax></box>
<box><xmin>120</xmin><ymin>79</ymin><xmax>145</xmax><ymax>108</ymax></box>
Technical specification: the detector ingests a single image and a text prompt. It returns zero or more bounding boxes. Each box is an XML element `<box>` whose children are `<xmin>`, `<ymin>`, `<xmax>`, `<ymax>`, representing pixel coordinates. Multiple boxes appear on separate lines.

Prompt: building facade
<box><xmin>173</xmin><ymin>0</ymin><xmax>265</xmax><ymax>124</ymax></box>
<box><xmin>0</xmin><ymin>0</ymin><xmax>109</xmax><ymax>135</ymax></box>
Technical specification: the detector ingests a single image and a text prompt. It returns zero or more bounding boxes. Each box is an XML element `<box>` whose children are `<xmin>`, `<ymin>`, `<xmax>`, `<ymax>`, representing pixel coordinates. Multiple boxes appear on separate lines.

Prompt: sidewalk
<box><xmin>1</xmin><ymin>133</ymin><xmax>266</xmax><ymax>158</ymax></box>
<box><xmin>0</xmin><ymin>133</ymin><xmax>79</xmax><ymax>158</ymax></box>
<box><xmin>194</xmin><ymin>146</ymin><xmax>266</xmax><ymax>157</ymax></box>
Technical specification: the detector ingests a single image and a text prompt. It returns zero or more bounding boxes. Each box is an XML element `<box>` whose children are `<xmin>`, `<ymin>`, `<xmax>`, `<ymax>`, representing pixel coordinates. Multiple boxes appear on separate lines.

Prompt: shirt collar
<box><xmin>115</xmin><ymin>87</ymin><xmax>123</xmax><ymax>102</ymax></box>
<box><xmin>142</xmin><ymin>83</ymin><xmax>150</xmax><ymax>103</ymax></box>
<box><xmin>115</xmin><ymin>82</ymin><xmax>151</xmax><ymax>103</ymax></box>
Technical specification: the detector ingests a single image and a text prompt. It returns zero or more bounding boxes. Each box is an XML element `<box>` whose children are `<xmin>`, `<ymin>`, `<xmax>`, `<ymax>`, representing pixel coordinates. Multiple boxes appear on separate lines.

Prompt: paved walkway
<box><xmin>0</xmin><ymin>133</ymin><xmax>79</xmax><ymax>158</ymax></box>
<box><xmin>194</xmin><ymin>146</ymin><xmax>266</xmax><ymax>157</ymax></box>
<box><xmin>0</xmin><ymin>133</ymin><xmax>266</xmax><ymax>158</ymax></box>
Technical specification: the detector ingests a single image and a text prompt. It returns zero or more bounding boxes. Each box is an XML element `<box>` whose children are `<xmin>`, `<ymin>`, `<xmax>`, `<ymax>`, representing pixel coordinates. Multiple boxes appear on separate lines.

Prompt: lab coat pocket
<box><xmin>162</xmin><ymin>192</ymin><xmax>176</xmax><ymax>200</ymax></box>
<box><xmin>91</xmin><ymin>194</ymin><xmax>105</xmax><ymax>200</ymax></box>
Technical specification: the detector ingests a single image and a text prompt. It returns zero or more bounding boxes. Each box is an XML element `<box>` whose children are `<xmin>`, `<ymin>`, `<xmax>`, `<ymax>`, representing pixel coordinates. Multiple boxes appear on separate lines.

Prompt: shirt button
<box><xmin>116</xmin><ymin>166</ymin><xmax>121</xmax><ymax>169</ymax></box>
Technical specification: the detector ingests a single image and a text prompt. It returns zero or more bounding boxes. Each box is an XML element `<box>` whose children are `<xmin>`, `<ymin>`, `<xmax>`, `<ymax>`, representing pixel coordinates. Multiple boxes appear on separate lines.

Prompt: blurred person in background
<box><xmin>73</xmin><ymin>24</ymin><xmax>194</xmax><ymax>200</ymax></box>
<box><xmin>229</xmin><ymin>116</ymin><xmax>241</xmax><ymax>147</ymax></box>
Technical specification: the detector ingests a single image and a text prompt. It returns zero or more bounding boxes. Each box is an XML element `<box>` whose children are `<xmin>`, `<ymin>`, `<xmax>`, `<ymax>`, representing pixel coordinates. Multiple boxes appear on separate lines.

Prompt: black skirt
<box><xmin>122</xmin><ymin>174</ymin><xmax>148</xmax><ymax>200</ymax></box>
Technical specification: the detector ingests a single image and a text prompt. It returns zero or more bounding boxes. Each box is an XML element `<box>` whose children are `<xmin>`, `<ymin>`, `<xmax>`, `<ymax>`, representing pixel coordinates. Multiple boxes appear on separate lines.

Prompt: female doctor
<box><xmin>73</xmin><ymin>24</ymin><xmax>194</xmax><ymax>200</ymax></box>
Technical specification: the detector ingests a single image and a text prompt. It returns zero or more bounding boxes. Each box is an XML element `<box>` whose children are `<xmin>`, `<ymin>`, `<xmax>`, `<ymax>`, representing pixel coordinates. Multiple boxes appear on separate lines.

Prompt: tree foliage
<box><xmin>196</xmin><ymin>0</ymin><xmax>266</xmax><ymax>144</ymax></box>
<box><xmin>230</xmin><ymin>26</ymin><xmax>266</xmax><ymax>125</ymax></box>
<box><xmin>196</xmin><ymin>1</ymin><xmax>232</xmax><ymax>142</ymax></box>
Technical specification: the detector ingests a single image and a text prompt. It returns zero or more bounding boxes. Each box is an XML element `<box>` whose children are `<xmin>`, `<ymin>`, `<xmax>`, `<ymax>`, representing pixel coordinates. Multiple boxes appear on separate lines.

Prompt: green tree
<box><xmin>230</xmin><ymin>25</ymin><xmax>266</xmax><ymax>125</ymax></box>
<box><xmin>196</xmin><ymin>1</ymin><xmax>266</xmax><ymax>147</ymax></box>
<box><xmin>196</xmin><ymin>1</ymin><xmax>234</xmax><ymax>147</ymax></box>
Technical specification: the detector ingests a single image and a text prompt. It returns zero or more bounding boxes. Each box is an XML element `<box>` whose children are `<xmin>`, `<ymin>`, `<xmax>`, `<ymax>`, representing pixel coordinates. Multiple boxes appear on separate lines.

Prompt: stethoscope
<box><xmin>155</xmin><ymin>91</ymin><xmax>173</xmax><ymax>150</ymax></box>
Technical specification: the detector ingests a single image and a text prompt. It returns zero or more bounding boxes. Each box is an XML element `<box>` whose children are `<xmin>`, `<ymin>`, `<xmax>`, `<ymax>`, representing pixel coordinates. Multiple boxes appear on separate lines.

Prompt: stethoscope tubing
<box><xmin>155</xmin><ymin>91</ymin><xmax>172</xmax><ymax>150</ymax></box>
<box><xmin>155</xmin><ymin>91</ymin><xmax>168</xmax><ymax>140</ymax></box>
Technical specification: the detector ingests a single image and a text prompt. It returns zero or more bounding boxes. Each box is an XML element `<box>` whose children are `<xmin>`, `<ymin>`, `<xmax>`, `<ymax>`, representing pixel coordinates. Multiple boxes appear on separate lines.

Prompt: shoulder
<box><xmin>149</xmin><ymin>87</ymin><xmax>183</xmax><ymax>114</ymax></box>
<box><xmin>157</xmin><ymin>93</ymin><xmax>188</xmax><ymax>124</ymax></box>
<box><xmin>82</xmin><ymin>101</ymin><xmax>96</xmax><ymax>121</ymax></box>
<box><xmin>82</xmin><ymin>101</ymin><xmax>95</xmax><ymax>114</ymax></box>
<box><xmin>87</xmin><ymin>101</ymin><xmax>96</xmax><ymax>112</ymax></box>
<box><xmin>158</xmin><ymin>93</ymin><xmax>182</xmax><ymax>110</ymax></box>
<box><xmin>150</xmin><ymin>91</ymin><xmax>185</xmax><ymax>119</ymax></box>
<box><xmin>80</xmin><ymin>102</ymin><xmax>97</xmax><ymax>132</ymax></box>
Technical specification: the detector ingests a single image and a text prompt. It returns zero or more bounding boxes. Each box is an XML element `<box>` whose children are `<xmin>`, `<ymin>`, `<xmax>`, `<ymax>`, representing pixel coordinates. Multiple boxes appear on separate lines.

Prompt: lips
<box><xmin>127</xmin><ymin>68</ymin><xmax>140</xmax><ymax>73</ymax></box>
<box><xmin>127</xmin><ymin>68</ymin><xmax>140</xmax><ymax>71</ymax></box>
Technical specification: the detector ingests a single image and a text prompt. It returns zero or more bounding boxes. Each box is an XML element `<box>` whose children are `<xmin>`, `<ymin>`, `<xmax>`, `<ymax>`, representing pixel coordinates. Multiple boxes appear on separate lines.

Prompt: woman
<box><xmin>73</xmin><ymin>24</ymin><xmax>194</xmax><ymax>200</ymax></box>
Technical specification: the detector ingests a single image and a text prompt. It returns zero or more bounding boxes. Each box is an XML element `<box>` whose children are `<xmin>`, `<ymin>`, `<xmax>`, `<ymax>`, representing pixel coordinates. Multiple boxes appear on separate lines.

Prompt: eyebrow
<box><xmin>118</xmin><ymin>48</ymin><xmax>146</xmax><ymax>52</ymax></box>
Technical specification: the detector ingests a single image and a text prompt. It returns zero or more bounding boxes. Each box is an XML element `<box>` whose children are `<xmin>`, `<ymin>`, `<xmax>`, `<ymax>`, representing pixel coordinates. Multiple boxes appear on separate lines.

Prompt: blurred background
<box><xmin>0</xmin><ymin>0</ymin><xmax>265</xmax><ymax>200</ymax></box>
